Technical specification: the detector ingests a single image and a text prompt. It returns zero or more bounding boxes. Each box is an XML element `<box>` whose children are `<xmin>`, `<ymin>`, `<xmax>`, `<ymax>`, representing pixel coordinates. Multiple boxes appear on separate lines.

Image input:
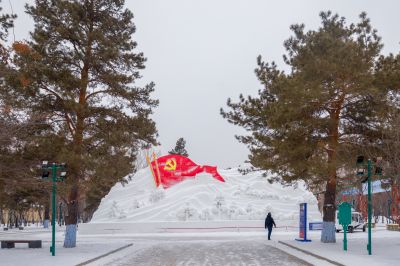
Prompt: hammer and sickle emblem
<box><xmin>164</xmin><ymin>158</ymin><xmax>177</xmax><ymax>171</ymax></box>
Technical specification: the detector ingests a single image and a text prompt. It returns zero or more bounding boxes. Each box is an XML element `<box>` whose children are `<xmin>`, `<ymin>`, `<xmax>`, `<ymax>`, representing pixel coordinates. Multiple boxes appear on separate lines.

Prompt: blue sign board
<box><xmin>309</xmin><ymin>222</ymin><xmax>323</xmax><ymax>230</ymax></box>
<box><xmin>296</xmin><ymin>203</ymin><xmax>311</xmax><ymax>242</ymax></box>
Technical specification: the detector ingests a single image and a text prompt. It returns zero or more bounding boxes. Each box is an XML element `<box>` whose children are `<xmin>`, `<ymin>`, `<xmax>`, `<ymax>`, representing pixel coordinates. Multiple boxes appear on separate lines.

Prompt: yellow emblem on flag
<box><xmin>164</xmin><ymin>158</ymin><xmax>177</xmax><ymax>171</ymax></box>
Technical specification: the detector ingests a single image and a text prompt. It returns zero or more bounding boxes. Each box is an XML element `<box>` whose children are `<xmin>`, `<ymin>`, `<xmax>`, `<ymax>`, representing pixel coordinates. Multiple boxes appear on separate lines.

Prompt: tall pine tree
<box><xmin>169</xmin><ymin>137</ymin><xmax>189</xmax><ymax>157</ymax></box>
<box><xmin>11</xmin><ymin>0</ymin><xmax>158</xmax><ymax>247</ymax></box>
<box><xmin>0</xmin><ymin>0</ymin><xmax>15</xmax><ymax>61</ymax></box>
<box><xmin>374</xmin><ymin>52</ymin><xmax>400</xmax><ymax>222</ymax></box>
<box><xmin>221</xmin><ymin>12</ymin><xmax>387</xmax><ymax>243</ymax></box>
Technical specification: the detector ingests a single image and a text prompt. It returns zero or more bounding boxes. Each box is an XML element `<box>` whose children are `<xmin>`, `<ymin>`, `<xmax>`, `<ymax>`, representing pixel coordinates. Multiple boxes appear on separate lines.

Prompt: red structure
<box><xmin>391</xmin><ymin>182</ymin><xmax>400</xmax><ymax>223</ymax></box>
<box><xmin>357</xmin><ymin>194</ymin><xmax>368</xmax><ymax>220</ymax></box>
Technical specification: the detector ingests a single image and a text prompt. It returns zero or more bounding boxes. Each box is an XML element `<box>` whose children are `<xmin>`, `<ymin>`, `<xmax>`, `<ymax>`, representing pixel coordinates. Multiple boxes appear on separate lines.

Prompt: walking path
<box><xmin>100</xmin><ymin>239</ymin><xmax>311</xmax><ymax>266</ymax></box>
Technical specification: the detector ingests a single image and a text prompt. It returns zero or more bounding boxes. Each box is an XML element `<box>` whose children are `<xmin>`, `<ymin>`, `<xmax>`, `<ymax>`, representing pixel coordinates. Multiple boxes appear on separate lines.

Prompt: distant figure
<box><xmin>264</xmin><ymin>212</ymin><xmax>276</xmax><ymax>240</ymax></box>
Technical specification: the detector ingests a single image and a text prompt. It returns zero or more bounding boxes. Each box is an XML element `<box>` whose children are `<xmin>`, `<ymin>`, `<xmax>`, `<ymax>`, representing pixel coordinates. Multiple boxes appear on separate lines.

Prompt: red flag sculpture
<box><xmin>147</xmin><ymin>154</ymin><xmax>225</xmax><ymax>189</ymax></box>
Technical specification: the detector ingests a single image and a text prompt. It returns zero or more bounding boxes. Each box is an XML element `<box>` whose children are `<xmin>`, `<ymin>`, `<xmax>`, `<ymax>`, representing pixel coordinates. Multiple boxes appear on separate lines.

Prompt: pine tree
<box><xmin>373</xmin><ymin>52</ymin><xmax>400</xmax><ymax>222</ymax></box>
<box><xmin>10</xmin><ymin>0</ymin><xmax>158</xmax><ymax>247</ymax></box>
<box><xmin>0</xmin><ymin>0</ymin><xmax>15</xmax><ymax>63</ymax></box>
<box><xmin>1</xmin><ymin>24</ymin><xmax>30</xmax><ymax>228</ymax></box>
<box><xmin>169</xmin><ymin>137</ymin><xmax>189</xmax><ymax>157</ymax></box>
<box><xmin>221</xmin><ymin>12</ymin><xmax>388</xmax><ymax>243</ymax></box>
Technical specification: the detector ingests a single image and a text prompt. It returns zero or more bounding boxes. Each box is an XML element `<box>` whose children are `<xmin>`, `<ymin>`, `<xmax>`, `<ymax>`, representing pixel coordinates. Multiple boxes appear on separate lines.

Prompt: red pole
<box><xmin>391</xmin><ymin>183</ymin><xmax>399</xmax><ymax>223</ymax></box>
<box><xmin>357</xmin><ymin>193</ymin><xmax>367</xmax><ymax>220</ymax></box>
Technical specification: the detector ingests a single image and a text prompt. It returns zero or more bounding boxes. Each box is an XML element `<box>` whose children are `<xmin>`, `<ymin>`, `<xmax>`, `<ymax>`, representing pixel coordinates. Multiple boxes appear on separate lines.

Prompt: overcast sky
<box><xmin>4</xmin><ymin>0</ymin><xmax>400</xmax><ymax>168</ymax></box>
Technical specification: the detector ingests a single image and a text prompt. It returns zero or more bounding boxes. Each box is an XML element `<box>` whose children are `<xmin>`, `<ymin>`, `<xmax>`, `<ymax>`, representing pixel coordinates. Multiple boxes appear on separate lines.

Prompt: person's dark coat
<box><xmin>265</xmin><ymin>213</ymin><xmax>276</xmax><ymax>229</ymax></box>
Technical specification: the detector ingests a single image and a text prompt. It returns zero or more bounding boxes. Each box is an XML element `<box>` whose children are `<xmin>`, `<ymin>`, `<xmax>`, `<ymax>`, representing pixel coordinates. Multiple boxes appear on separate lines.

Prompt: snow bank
<box><xmin>91</xmin><ymin>167</ymin><xmax>321</xmax><ymax>224</ymax></box>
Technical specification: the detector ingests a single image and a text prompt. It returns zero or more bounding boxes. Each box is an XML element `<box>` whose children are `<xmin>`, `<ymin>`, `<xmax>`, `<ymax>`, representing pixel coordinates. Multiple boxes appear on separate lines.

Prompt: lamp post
<box><xmin>388</xmin><ymin>199</ymin><xmax>392</xmax><ymax>224</ymax></box>
<box><xmin>356</xmin><ymin>156</ymin><xmax>382</xmax><ymax>256</ymax></box>
<box><xmin>41</xmin><ymin>161</ymin><xmax>66</xmax><ymax>256</ymax></box>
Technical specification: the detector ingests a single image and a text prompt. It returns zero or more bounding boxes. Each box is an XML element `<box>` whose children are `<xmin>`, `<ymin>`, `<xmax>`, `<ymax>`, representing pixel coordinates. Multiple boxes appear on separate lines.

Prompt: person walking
<box><xmin>265</xmin><ymin>212</ymin><xmax>276</xmax><ymax>240</ymax></box>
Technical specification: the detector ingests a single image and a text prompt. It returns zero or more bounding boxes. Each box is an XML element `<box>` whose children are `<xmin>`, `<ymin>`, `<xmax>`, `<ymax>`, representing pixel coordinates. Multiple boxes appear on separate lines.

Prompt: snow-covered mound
<box><xmin>91</xmin><ymin>167</ymin><xmax>321</xmax><ymax>223</ymax></box>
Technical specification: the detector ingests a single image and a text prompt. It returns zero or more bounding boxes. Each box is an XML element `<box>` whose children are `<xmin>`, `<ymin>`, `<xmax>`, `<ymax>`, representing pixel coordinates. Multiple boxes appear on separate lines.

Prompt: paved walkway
<box><xmin>107</xmin><ymin>239</ymin><xmax>311</xmax><ymax>266</ymax></box>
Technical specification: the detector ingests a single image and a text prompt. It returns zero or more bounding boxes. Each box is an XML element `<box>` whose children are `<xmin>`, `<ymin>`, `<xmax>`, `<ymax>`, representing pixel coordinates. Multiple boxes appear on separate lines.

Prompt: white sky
<box><xmin>4</xmin><ymin>0</ymin><xmax>400</xmax><ymax>168</ymax></box>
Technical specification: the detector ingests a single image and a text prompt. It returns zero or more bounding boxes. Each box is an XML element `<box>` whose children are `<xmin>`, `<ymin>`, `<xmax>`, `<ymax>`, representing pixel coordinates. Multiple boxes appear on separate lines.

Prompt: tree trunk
<box><xmin>63</xmin><ymin>84</ymin><xmax>85</xmax><ymax>248</ymax></box>
<box><xmin>321</xmin><ymin>112</ymin><xmax>340</xmax><ymax>243</ymax></box>
<box><xmin>321</xmin><ymin>176</ymin><xmax>337</xmax><ymax>243</ymax></box>
<box><xmin>44</xmin><ymin>201</ymin><xmax>50</xmax><ymax>228</ymax></box>
<box><xmin>64</xmin><ymin>185</ymin><xmax>79</xmax><ymax>248</ymax></box>
<box><xmin>14</xmin><ymin>212</ymin><xmax>18</xmax><ymax>228</ymax></box>
<box><xmin>38</xmin><ymin>205</ymin><xmax>42</xmax><ymax>225</ymax></box>
<box><xmin>63</xmin><ymin>22</ymin><xmax>91</xmax><ymax>248</ymax></box>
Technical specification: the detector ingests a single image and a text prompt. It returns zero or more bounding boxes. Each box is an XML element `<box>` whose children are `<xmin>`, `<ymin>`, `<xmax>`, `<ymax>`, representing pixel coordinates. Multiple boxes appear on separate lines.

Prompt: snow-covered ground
<box><xmin>280</xmin><ymin>225</ymin><xmax>400</xmax><ymax>266</ymax></box>
<box><xmin>0</xmin><ymin>225</ymin><xmax>130</xmax><ymax>266</ymax></box>
<box><xmin>91</xmin><ymin>166</ymin><xmax>321</xmax><ymax>224</ymax></box>
<box><xmin>1</xmin><ymin>224</ymin><xmax>399</xmax><ymax>265</ymax></box>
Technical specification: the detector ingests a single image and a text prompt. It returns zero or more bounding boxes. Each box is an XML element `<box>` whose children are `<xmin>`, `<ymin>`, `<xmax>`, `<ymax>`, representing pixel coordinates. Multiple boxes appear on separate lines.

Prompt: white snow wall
<box><xmin>91</xmin><ymin>167</ymin><xmax>321</xmax><ymax>224</ymax></box>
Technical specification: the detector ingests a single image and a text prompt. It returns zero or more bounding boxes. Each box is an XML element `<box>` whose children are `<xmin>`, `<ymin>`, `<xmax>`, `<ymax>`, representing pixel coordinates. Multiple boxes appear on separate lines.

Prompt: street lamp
<box><xmin>41</xmin><ymin>161</ymin><xmax>67</xmax><ymax>257</ymax></box>
<box><xmin>356</xmin><ymin>156</ymin><xmax>366</xmax><ymax>175</ymax></box>
<box><xmin>356</xmin><ymin>156</ymin><xmax>383</xmax><ymax>255</ymax></box>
